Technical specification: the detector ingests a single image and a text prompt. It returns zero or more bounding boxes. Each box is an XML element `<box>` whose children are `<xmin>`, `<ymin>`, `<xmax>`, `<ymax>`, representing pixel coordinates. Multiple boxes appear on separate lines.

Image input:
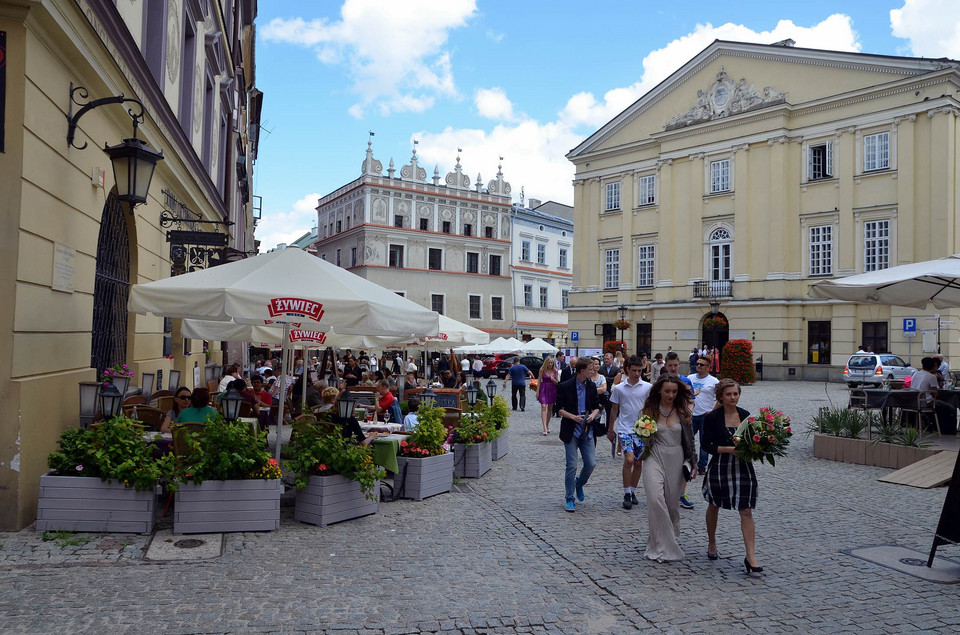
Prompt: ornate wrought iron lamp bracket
<box><xmin>66</xmin><ymin>83</ymin><xmax>146</xmax><ymax>150</ymax></box>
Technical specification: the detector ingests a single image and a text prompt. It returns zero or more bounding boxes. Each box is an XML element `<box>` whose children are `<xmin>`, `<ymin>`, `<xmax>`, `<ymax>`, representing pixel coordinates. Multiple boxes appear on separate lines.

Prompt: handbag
<box><xmin>682</xmin><ymin>460</ymin><xmax>695</xmax><ymax>482</ymax></box>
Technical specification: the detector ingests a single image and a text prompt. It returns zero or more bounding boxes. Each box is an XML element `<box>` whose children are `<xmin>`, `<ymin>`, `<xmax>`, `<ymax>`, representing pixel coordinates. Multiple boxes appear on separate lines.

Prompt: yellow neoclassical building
<box><xmin>566</xmin><ymin>39</ymin><xmax>960</xmax><ymax>380</ymax></box>
<box><xmin>0</xmin><ymin>0</ymin><xmax>261</xmax><ymax>530</ymax></box>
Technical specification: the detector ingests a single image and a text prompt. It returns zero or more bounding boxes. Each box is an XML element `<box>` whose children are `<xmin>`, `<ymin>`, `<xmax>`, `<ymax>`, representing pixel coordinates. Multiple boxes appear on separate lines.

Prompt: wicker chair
<box><xmin>149</xmin><ymin>390</ymin><xmax>173</xmax><ymax>401</ymax></box>
<box><xmin>155</xmin><ymin>395</ymin><xmax>175</xmax><ymax>414</ymax></box>
<box><xmin>131</xmin><ymin>405</ymin><xmax>166</xmax><ymax>431</ymax></box>
<box><xmin>123</xmin><ymin>395</ymin><xmax>149</xmax><ymax>406</ymax></box>
<box><xmin>164</xmin><ymin>421</ymin><xmax>206</xmax><ymax>516</ymax></box>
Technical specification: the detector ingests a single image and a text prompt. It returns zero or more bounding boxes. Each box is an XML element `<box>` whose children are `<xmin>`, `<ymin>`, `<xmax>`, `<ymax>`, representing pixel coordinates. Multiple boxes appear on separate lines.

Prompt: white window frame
<box><xmin>807</xmin><ymin>141</ymin><xmax>834</xmax><ymax>181</ymax></box>
<box><xmin>430</xmin><ymin>293</ymin><xmax>445</xmax><ymax>315</ymax></box>
<box><xmin>491</xmin><ymin>296</ymin><xmax>504</xmax><ymax>320</ymax></box>
<box><xmin>468</xmin><ymin>294</ymin><xmax>482</xmax><ymax>320</ymax></box>
<box><xmin>539</xmin><ymin>286</ymin><xmax>548</xmax><ymax>309</ymax></box>
<box><xmin>388</xmin><ymin>244</ymin><xmax>405</xmax><ymax>268</ymax></box>
<box><xmin>637</xmin><ymin>174</ymin><xmax>656</xmax><ymax>206</ymax></box>
<box><xmin>536</xmin><ymin>243</ymin><xmax>546</xmax><ymax>265</ymax></box>
<box><xmin>636</xmin><ymin>244</ymin><xmax>655</xmax><ymax>287</ymax></box>
<box><xmin>863</xmin><ymin>219</ymin><xmax>890</xmax><ymax>272</ymax></box>
<box><xmin>863</xmin><ymin>132</ymin><xmax>890</xmax><ymax>172</ymax></box>
<box><xmin>605</xmin><ymin>181</ymin><xmax>621</xmax><ymax>211</ymax></box>
<box><xmin>523</xmin><ymin>283</ymin><xmax>533</xmax><ymax>308</ymax></box>
<box><xmin>808</xmin><ymin>225</ymin><xmax>833</xmax><ymax>276</ymax></box>
<box><xmin>558</xmin><ymin>247</ymin><xmax>568</xmax><ymax>269</ymax></box>
<box><xmin>705</xmin><ymin>227</ymin><xmax>732</xmax><ymax>281</ymax></box>
<box><xmin>709</xmin><ymin>159</ymin><xmax>731</xmax><ymax>193</ymax></box>
<box><xmin>520</xmin><ymin>240</ymin><xmax>531</xmax><ymax>261</ymax></box>
<box><xmin>604</xmin><ymin>249</ymin><xmax>620</xmax><ymax>289</ymax></box>
<box><xmin>466</xmin><ymin>251</ymin><xmax>479</xmax><ymax>274</ymax></box>
<box><xmin>561</xmin><ymin>289</ymin><xmax>570</xmax><ymax>309</ymax></box>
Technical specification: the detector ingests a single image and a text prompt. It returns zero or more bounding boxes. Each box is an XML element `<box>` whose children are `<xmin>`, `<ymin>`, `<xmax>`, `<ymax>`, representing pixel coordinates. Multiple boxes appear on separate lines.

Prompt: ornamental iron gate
<box><xmin>91</xmin><ymin>191</ymin><xmax>130</xmax><ymax>375</ymax></box>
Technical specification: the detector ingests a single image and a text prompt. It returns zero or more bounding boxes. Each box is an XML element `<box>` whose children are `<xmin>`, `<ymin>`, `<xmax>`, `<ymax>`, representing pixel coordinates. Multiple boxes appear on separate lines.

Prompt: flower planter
<box><xmin>394</xmin><ymin>452</ymin><xmax>454</xmax><ymax>501</ymax></box>
<box><xmin>454</xmin><ymin>442</ymin><xmax>492</xmax><ymax>478</ymax></box>
<box><xmin>491</xmin><ymin>428</ymin><xmax>509</xmax><ymax>460</ymax></box>
<box><xmin>174</xmin><ymin>478</ymin><xmax>282</xmax><ymax>534</ymax></box>
<box><xmin>812</xmin><ymin>434</ymin><xmax>941</xmax><ymax>469</ymax></box>
<box><xmin>294</xmin><ymin>474</ymin><xmax>379</xmax><ymax>526</ymax></box>
<box><xmin>36</xmin><ymin>474</ymin><xmax>157</xmax><ymax>533</ymax></box>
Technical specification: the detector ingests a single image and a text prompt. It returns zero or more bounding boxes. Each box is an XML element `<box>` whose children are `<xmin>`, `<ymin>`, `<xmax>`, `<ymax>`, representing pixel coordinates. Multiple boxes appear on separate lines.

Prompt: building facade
<box><xmin>566</xmin><ymin>40</ymin><xmax>960</xmax><ymax>380</ymax></box>
<box><xmin>314</xmin><ymin>142</ymin><xmax>515</xmax><ymax>337</ymax></box>
<box><xmin>0</xmin><ymin>0</ymin><xmax>261</xmax><ymax>529</ymax></box>
<box><xmin>510</xmin><ymin>200</ymin><xmax>574</xmax><ymax>345</ymax></box>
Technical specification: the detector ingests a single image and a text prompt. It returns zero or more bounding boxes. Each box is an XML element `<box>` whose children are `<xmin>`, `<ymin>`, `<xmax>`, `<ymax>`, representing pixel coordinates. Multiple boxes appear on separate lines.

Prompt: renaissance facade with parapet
<box><xmin>314</xmin><ymin>142</ymin><xmax>517</xmax><ymax>337</ymax></box>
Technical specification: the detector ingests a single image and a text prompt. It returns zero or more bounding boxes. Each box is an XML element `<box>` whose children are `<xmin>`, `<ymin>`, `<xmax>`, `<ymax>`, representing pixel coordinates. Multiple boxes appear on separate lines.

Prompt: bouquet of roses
<box><xmin>732</xmin><ymin>407</ymin><xmax>793</xmax><ymax>466</ymax></box>
<box><xmin>633</xmin><ymin>414</ymin><xmax>658</xmax><ymax>459</ymax></box>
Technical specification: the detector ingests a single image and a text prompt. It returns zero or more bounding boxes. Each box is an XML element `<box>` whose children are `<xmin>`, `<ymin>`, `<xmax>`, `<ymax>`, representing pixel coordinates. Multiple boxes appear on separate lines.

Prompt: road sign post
<box><xmin>571</xmin><ymin>331</ymin><xmax>579</xmax><ymax>357</ymax></box>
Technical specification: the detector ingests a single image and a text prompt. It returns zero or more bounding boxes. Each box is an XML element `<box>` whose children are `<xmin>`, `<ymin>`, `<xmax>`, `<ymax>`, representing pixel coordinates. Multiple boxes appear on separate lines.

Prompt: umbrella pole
<box><xmin>301</xmin><ymin>343</ymin><xmax>308</xmax><ymax>409</ymax></box>
<box><xmin>275</xmin><ymin>324</ymin><xmax>291</xmax><ymax>464</ymax></box>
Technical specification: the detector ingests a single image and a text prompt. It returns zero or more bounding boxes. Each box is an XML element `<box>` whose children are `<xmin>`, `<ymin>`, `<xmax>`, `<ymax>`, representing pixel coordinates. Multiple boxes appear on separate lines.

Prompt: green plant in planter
<box><xmin>164</xmin><ymin>414</ymin><xmax>278</xmax><ymax>488</ymax></box>
<box><xmin>479</xmin><ymin>396</ymin><xmax>510</xmax><ymax>440</ymax></box>
<box><xmin>808</xmin><ymin>407</ymin><xmax>860</xmax><ymax>437</ymax></box>
<box><xmin>896</xmin><ymin>426</ymin><xmax>931</xmax><ymax>448</ymax></box>
<box><xmin>871</xmin><ymin>413</ymin><xmax>901</xmax><ymax>444</ymax></box>
<box><xmin>401</xmin><ymin>404</ymin><xmax>448</xmax><ymax>457</ymax></box>
<box><xmin>47</xmin><ymin>415</ymin><xmax>161</xmax><ymax>491</ymax></box>
<box><xmin>285</xmin><ymin>422</ymin><xmax>385</xmax><ymax>499</ymax></box>
<box><xmin>453</xmin><ymin>411</ymin><xmax>489</xmax><ymax>445</ymax></box>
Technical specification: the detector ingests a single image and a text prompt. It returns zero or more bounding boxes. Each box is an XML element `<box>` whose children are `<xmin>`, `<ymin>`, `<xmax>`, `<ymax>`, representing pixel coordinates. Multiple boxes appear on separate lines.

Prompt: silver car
<box><xmin>843</xmin><ymin>353</ymin><xmax>914</xmax><ymax>386</ymax></box>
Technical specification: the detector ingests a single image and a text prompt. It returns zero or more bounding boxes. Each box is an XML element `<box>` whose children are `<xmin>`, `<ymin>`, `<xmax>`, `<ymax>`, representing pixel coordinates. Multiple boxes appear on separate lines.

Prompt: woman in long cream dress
<box><xmin>641</xmin><ymin>375</ymin><xmax>696</xmax><ymax>562</ymax></box>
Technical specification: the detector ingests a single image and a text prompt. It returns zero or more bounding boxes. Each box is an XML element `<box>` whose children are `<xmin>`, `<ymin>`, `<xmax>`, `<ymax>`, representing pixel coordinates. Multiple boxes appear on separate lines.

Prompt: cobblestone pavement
<box><xmin>1</xmin><ymin>381</ymin><xmax>958</xmax><ymax>634</ymax></box>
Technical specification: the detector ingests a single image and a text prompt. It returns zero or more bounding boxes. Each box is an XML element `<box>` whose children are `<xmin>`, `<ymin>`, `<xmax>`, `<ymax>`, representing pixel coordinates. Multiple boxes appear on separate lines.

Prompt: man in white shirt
<box><xmin>218</xmin><ymin>364</ymin><xmax>240</xmax><ymax>393</ymax></box>
<box><xmin>472</xmin><ymin>356</ymin><xmax>484</xmax><ymax>379</ymax></box>
<box><xmin>935</xmin><ymin>354</ymin><xmax>949</xmax><ymax>388</ymax></box>
<box><xmin>913</xmin><ymin>357</ymin><xmax>957</xmax><ymax>433</ymax></box>
<box><xmin>607</xmin><ymin>355</ymin><xmax>651</xmax><ymax>510</ymax></box>
<box><xmin>688</xmin><ymin>357</ymin><xmax>720</xmax><ymax>474</ymax></box>
<box><xmin>461</xmin><ymin>356</ymin><xmax>472</xmax><ymax>383</ymax></box>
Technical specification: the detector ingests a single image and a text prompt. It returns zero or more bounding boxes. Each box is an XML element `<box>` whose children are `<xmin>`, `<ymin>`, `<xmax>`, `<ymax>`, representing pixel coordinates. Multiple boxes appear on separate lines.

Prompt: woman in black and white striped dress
<box><xmin>701</xmin><ymin>378</ymin><xmax>762</xmax><ymax>573</ymax></box>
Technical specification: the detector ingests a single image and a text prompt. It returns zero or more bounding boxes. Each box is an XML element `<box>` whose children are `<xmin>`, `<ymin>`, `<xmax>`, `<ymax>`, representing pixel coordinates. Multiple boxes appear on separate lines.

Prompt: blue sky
<box><xmin>253</xmin><ymin>0</ymin><xmax>960</xmax><ymax>250</ymax></box>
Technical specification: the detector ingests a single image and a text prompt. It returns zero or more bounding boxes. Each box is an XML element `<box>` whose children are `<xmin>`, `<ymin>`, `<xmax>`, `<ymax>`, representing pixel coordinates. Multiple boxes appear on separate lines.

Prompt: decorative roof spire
<box><xmin>361</xmin><ymin>131</ymin><xmax>382</xmax><ymax>176</ymax></box>
<box><xmin>476</xmin><ymin>173</ymin><xmax>483</xmax><ymax>192</ymax></box>
<box><xmin>387</xmin><ymin>157</ymin><xmax>395</xmax><ymax>178</ymax></box>
<box><xmin>432</xmin><ymin>165</ymin><xmax>440</xmax><ymax>185</ymax></box>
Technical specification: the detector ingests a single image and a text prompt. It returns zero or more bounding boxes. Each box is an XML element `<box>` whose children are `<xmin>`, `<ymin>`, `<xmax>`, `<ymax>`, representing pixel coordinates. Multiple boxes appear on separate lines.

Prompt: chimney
<box><xmin>528</xmin><ymin>198</ymin><xmax>541</xmax><ymax>209</ymax></box>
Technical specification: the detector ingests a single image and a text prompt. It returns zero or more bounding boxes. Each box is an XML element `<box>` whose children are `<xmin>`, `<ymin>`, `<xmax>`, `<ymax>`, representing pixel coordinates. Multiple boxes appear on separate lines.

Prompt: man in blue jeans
<box><xmin>555</xmin><ymin>359</ymin><xmax>601</xmax><ymax>512</ymax></box>
<box><xmin>688</xmin><ymin>356</ymin><xmax>719</xmax><ymax>474</ymax></box>
<box><xmin>504</xmin><ymin>359</ymin><xmax>533</xmax><ymax>411</ymax></box>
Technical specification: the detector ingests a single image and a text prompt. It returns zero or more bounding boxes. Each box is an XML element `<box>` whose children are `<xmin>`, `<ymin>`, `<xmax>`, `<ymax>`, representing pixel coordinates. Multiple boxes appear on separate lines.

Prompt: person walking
<box><xmin>640</xmin><ymin>374</ymin><xmax>695</xmax><ymax>562</ymax></box>
<box><xmin>689</xmin><ymin>348</ymin><xmax>699</xmax><ymax>375</ymax></box>
<box><xmin>608</xmin><ymin>355</ymin><xmax>652</xmax><ymax>510</ymax></box>
<box><xmin>701</xmin><ymin>378</ymin><xmax>762</xmax><ymax>573</ymax></box>
<box><xmin>537</xmin><ymin>356</ymin><xmax>559</xmax><ymax>435</ymax></box>
<box><xmin>651</xmin><ymin>353</ymin><xmax>665</xmax><ymax>384</ymax></box>
<box><xmin>504</xmin><ymin>358</ymin><xmax>533</xmax><ymax>411</ymax></box>
<box><xmin>688</xmin><ymin>356</ymin><xmax>719</xmax><ymax>476</ymax></box>
<box><xmin>556</xmin><ymin>359</ymin><xmax>601</xmax><ymax>512</ymax></box>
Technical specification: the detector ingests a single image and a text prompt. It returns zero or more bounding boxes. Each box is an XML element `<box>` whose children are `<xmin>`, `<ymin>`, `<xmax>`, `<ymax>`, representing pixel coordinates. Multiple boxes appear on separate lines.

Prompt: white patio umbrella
<box><xmin>521</xmin><ymin>337</ymin><xmax>559</xmax><ymax>355</ymax></box>
<box><xmin>129</xmin><ymin>247</ymin><xmax>439</xmax><ymax>461</ymax></box>
<box><xmin>809</xmin><ymin>255</ymin><xmax>960</xmax><ymax>309</ymax></box>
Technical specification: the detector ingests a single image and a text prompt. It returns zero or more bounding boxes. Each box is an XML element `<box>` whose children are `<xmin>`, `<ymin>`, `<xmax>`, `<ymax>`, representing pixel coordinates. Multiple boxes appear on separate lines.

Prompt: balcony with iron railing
<box><xmin>693</xmin><ymin>279</ymin><xmax>732</xmax><ymax>298</ymax></box>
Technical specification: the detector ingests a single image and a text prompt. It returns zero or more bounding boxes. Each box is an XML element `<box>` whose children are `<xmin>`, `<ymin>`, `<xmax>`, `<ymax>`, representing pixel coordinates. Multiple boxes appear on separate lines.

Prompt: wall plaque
<box><xmin>52</xmin><ymin>242</ymin><xmax>76</xmax><ymax>293</ymax></box>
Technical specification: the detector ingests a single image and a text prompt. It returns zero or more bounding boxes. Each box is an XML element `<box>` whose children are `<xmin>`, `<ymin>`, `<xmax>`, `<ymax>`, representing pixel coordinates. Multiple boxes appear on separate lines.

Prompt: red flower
<box><xmin>768</xmin><ymin>435</ymin><xmax>776</xmax><ymax>443</ymax></box>
<box><xmin>752</xmin><ymin>434</ymin><xmax>761</xmax><ymax>442</ymax></box>
<box><xmin>268</xmin><ymin>458</ymin><xmax>278</xmax><ymax>466</ymax></box>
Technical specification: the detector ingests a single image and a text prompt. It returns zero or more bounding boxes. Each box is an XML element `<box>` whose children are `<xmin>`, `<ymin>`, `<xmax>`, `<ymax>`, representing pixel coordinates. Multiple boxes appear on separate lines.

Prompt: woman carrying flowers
<box><xmin>700</xmin><ymin>378</ymin><xmax>761</xmax><ymax>573</ymax></box>
<box><xmin>639</xmin><ymin>374</ymin><xmax>695</xmax><ymax>562</ymax></box>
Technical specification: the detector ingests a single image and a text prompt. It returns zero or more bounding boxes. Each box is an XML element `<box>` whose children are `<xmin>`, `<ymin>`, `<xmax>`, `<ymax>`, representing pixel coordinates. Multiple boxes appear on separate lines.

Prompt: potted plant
<box><xmin>286</xmin><ymin>421</ymin><xmax>385</xmax><ymax>526</ymax></box>
<box><xmin>810</xmin><ymin>407</ymin><xmax>939</xmax><ymax>469</ymax></box>
<box><xmin>39</xmin><ymin>415</ymin><xmax>162</xmax><ymax>533</ymax></box>
<box><xmin>394</xmin><ymin>403</ymin><xmax>454</xmax><ymax>500</ymax></box>
<box><xmin>100</xmin><ymin>362</ymin><xmax>135</xmax><ymax>395</ymax></box>
<box><xmin>164</xmin><ymin>414</ymin><xmax>283</xmax><ymax>534</ymax></box>
<box><xmin>452</xmin><ymin>410</ymin><xmax>492</xmax><ymax>478</ymax></box>
<box><xmin>483</xmin><ymin>396</ymin><xmax>511</xmax><ymax>460</ymax></box>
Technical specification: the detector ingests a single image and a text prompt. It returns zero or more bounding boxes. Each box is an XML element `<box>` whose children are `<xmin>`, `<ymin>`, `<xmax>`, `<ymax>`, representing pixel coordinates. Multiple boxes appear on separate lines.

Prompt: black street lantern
<box><xmin>99</xmin><ymin>382</ymin><xmax>124</xmax><ymax>420</ymax></box>
<box><xmin>421</xmin><ymin>386</ymin><xmax>437</xmax><ymax>406</ymax></box>
<box><xmin>486</xmin><ymin>378</ymin><xmax>497</xmax><ymax>399</ymax></box>
<box><xmin>221</xmin><ymin>387</ymin><xmax>243</xmax><ymax>421</ymax></box>
<box><xmin>465</xmin><ymin>383</ymin><xmax>478</xmax><ymax>407</ymax></box>
<box><xmin>103</xmin><ymin>136</ymin><xmax>163</xmax><ymax>208</ymax></box>
<box><xmin>337</xmin><ymin>390</ymin><xmax>358</xmax><ymax>420</ymax></box>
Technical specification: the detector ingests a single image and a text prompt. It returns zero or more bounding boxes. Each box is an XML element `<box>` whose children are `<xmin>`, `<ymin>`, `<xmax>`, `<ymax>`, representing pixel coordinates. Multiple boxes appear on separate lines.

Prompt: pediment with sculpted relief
<box><xmin>666</xmin><ymin>68</ymin><xmax>786</xmax><ymax>130</ymax></box>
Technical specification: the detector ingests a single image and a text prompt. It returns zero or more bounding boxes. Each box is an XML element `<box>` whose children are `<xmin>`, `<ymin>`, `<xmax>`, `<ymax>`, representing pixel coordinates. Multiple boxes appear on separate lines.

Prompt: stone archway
<box><xmin>700</xmin><ymin>311</ymin><xmax>729</xmax><ymax>352</ymax></box>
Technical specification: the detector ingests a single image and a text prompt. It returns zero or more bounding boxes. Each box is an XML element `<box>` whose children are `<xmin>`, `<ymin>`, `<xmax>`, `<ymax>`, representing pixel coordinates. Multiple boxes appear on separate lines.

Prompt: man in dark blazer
<box><xmin>555</xmin><ymin>358</ymin><xmax>602</xmax><ymax>512</ymax></box>
<box><xmin>559</xmin><ymin>356</ymin><xmax>577</xmax><ymax>383</ymax></box>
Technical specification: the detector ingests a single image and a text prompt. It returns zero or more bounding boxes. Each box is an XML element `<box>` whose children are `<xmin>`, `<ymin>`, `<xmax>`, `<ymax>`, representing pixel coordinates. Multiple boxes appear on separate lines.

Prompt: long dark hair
<box><xmin>642</xmin><ymin>374</ymin><xmax>692</xmax><ymax>420</ymax></box>
<box><xmin>173</xmin><ymin>386</ymin><xmax>191</xmax><ymax>415</ymax></box>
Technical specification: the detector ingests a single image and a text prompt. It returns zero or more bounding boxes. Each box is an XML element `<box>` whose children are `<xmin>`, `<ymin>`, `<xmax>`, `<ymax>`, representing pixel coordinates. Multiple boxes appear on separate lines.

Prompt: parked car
<box><xmin>480</xmin><ymin>354</ymin><xmax>515</xmax><ymax>378</ymax></box>
<box><xmin>843</xmin><ymin>353</ymin><xmax>914</xmax><ymax>387</ymax></box>
<box><xmin>495</xmin><ymin>355</ymin><xmax>545</xmax><ymax>379</ymax></box>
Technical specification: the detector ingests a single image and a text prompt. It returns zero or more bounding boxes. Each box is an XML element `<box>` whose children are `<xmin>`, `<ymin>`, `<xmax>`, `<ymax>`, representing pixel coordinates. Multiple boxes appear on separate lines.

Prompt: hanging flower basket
<box><xmin>612</xmin><ymin>319</ymin><xmax>631</xmax><ymax>331</ymax></box>
<box><xmin>703</xmin><ymin>316</ymin><xmax>728</xmax><ymax>330</ymax></box>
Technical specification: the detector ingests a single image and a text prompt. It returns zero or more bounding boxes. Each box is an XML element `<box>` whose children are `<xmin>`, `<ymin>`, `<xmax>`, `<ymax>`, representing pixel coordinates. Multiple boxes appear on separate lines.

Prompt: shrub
<box><xmin>720</xmin><ymin>339</ymin><xmax>756</xmax><ymax>384</ymax></box>
<box><xmin>480</xmin><ymin>396</ymin><xmax>510</xmax><ymax>440</ymax></box>
<box><xmin>285</xmin><ymin>422</ymin><xmax>384</xmax><ymax>499</ymax></box>
<box><xmin>404</xmin><ymin>403</ymin><xmax>448</xmax><ymax>456</ymax></box>
<box><xmin>166</xmin><ymin>414</ymin><xmax>277</xmax><ymax>487</ymax></box>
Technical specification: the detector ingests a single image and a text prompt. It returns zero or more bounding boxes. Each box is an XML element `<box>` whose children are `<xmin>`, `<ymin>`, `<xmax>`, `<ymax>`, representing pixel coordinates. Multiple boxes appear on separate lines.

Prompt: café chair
<box><xmin>123</xmin><ymin>395</ymin><xmax>149</xmax><ymax>407</ymax></box>
<box><xmin>238</xmin><ymin>401</ymin><xmax>257</xmax><ymax>418</ymax></box>
<box><xmin>131</xmin><ymin>406</ymin><xmax>165</xmax><ymax>431</ymax></box>
<box><xmin>149</xmin><ymin>390</ymin><xmax>173</xmax><ymax>401</ymax></box>
<box><xmin>164</xmin><ymin>421</ymin><xmax>206</xmax><ymax>516</ymax></box>
<box><xmin>155</xmin><ymin>395</ymin><xmax>175</xmax><ymax>413</ymax></box>
<box><xmin>916</xmin><ymin>391</ymin><xmax>942</xmax><ymax>435</ymax></box>
<box><xmin>848</xmin><ymin>389</ymin><xmax>867</xmax><ymax>411</ymax></box>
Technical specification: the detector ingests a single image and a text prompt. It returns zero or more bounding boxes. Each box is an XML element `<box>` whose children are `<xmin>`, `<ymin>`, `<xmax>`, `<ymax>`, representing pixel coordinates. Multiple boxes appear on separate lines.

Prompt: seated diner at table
<box><xmin>161</xmin><ymin>386</ymin><xmax>193</xmax><ymax>433</ymax></box>
<box><xmin>176</xmin><ymin>387</ymin><xmax>218</xmax><ymax>423</ymax></box>
<box><xmin>246</xmin><ymin>375</ymin><xmax>273</xmax><ymax>408</ymax></box>
<box><xmin>323</xmin><ymin>387</ymin><xmax>378</xmax><ymax>446</ymax></box>
<box><xmin>374</xmin><ymin>379</ymin><xmax>403</xmax><ymax>423</ymax></box>
<box><xmin>441</xmin><ymin>370</ymin><xmax>458</xmax><ymax>389</ymax></box>
<box><xmin>402</xmin><ymin>397</ymin><xmax>420</xmax><ymax>432</ymax></box>
<box><xmin>912</xmin><ymin>357</ymin><xmax>958</xmax><ymax>434</ymax></box>
<box><xmin>223</xmin><ymin>378</ymin><xmax>259</xmax><ymax>413</ymax></box>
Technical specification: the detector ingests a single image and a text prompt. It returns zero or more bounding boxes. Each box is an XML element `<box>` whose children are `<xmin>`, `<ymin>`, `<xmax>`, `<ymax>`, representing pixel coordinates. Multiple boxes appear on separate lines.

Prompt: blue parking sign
<box><xmin>903</xmin><ymin>318</ymin><xmax>916</xmax><ymax>333</ymax></box>
<box><xmin>571</xmin><ymin>331</ymin><xmax>579</xmax><ymax>342</ymax></box>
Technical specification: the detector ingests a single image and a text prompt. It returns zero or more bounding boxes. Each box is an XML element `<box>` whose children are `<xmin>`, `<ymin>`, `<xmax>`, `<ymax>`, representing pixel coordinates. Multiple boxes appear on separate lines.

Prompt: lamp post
<box><xmin>221</xmin><ymin>387</ymin><xmax>243</xmax><ymax>421</ymax></box>
<box><xmin>618</xmin><ymin>304</ymin><xmax>627</xmax><ymax>355</ymax></box>
<box><xmin>66</xmin><ymin>84</ymin><xmax>163</xmax><ymax>212</ymax></box>
<box><xmin>337</xmin><ymin>390</ymin><xmax>358</xmax><ymax>420</ymax></box>
<box><xmin>465</xmin><ymin>382</ymin><xmax>478</xmax><ymax>413</ymax></box>
<box><xmin>486</xmin><ymin>378</ymin><xmax>498</xmax><ymax>401</ymax></box>
<box><xmin>99</xmin><ymin>383</ymin><xmax>123</xmax><ymax>420</ymax></box>
<box><xmin>421</xmin><ymin>386</ymin><xmax>437</xmax><ymax>407</ymax></box>
<box><xmin>79</xmin><ymin>381</ymin><xmax>101</xmax><ymax>427</ymax></box>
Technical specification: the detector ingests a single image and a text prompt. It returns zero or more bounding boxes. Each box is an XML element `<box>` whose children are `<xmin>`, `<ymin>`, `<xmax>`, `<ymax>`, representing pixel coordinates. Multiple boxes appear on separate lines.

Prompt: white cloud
<box><xmin>891</xmin><ymin>0</ymin><xmax>960</xmax><ymax>58</ymax></box>
<box><xmin>255</xmin><ymin>193</ymin><xmax>321</xmax><ymax>252</ymax></box>
<box><xmin>417</xmin><ymin>15</ymin><xmax>861</xmax><ymax>206</ymax></box>
<box><xmin>262</xmin><ymin>0</ymin><xmax>476</xmax><ymax>117</ymax></box>
<box><xmin>475</xmin><ymin>87</ymin><xmax>517</xmax><ymax>121</ymax></box>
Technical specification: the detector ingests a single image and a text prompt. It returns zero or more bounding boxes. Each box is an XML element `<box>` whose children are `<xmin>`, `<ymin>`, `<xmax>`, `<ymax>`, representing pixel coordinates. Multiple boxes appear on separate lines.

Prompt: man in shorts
<box><xmin>608</xmin><ymin>355</ymin><xmax>652</xmax><ymax>510</ymax></box>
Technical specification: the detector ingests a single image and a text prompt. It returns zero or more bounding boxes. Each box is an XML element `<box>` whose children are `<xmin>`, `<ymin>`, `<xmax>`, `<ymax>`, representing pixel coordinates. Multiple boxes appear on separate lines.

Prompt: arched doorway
<box><xmin>700</xmin><ymin>311</ymin><xmax>729</xmax><ymax>352</ymax></box>
<box><xmin>90</xmin><ymin>191</ymin><xmax>131</xmax><ymax>374</ymax></box>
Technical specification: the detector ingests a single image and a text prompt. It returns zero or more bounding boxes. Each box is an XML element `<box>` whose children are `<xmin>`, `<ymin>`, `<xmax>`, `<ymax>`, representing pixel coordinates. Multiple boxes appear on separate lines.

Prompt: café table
<box><xmin>142</xmin><ymin>431</ymin><xmax>173</xmax><ymax>456</ymax></box>
<box><xmin>370</xmin><ymin>433</ymin><xmax>407</xmax><ymax>474</ymax></box>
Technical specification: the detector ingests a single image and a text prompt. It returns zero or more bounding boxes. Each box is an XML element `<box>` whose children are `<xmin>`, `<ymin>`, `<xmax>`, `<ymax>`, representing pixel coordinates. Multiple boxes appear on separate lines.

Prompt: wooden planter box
<box><xmin>174</xmin><ymin>478</ymin><xmax>282</xmax><ymax>534</ymax></box>
<box><xmin>394</xmin><ymin>452</ymin><xmax>454</xmax><ymax>501</ymax></box>
<box><xmin>454</xmin><ymin>442</ymin><xmax>492</xmax><ymax>478</ymax></box>
<box><xmin>36</xmin><ymin>474</ymin><xmax>157</xmax><ymax>534</ymax></box>
<box><xmin>491</xmin><ymin>428</ymin><xmax>509</xmax><ymax>461</ymax></box>
<box><xmin>294</xmin><ymin>474</ymin><xmax>379</xmax><ymax>527</ymax></box>
<box><xmin>813</xmin><ymin>434</ymin><xmax>941</xmax><ymax>469</ymax></box>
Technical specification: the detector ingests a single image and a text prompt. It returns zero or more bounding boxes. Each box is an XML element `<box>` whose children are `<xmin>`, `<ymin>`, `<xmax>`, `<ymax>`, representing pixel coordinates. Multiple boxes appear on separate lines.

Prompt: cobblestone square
<box><xmin>1</xmin><ymin>381</ymin><xmax>957</xmax><ymax>633</ymax></box>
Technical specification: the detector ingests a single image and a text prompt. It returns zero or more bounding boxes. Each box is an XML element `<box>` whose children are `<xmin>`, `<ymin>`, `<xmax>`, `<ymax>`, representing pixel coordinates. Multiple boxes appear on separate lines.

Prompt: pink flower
<box><xmin>765</xmin><ymin>414</ymin><xmax>774</xmax><ymax>422</ymax></box>
<box><xmin>776</xmin><ymin>411</ymin><xmax>783</xmax><ymax>416</ymax></box>
<box><xmin>122</xmin><ymin>364</ymin><xmax>128</xmax><ymax>370</ymax></box>
<box><xmin>733</xmin><ymin>436</ymin><xmax>741</xmax><ymax>444</ymax></box>
<box><xmin>752</xmin><ymin>434</ymin><xmax>761</xmax><ymax>442</ymax></box>
<box><xmin>768</xmin><ymin>435</ymin><xmax>776</xmax><ymax>442</ymax></box>
<box><xmin>747</xmin><ymin>417</ymin><xmax>755</xmax><ymax>422</ymax></box>
<box><xmin>75</xmin><ymin>465</ymin><xmax>83</xmax><ymax>472</ymax></box>
<box><xmin>786</xmin><ymin>427</ymin><xmax>792</xmax><ymax>434</ymax></box>
<box><xmin>767</xmin><ymin>424</ymin><xmax>774</xmax><ymax>431</ymax></box>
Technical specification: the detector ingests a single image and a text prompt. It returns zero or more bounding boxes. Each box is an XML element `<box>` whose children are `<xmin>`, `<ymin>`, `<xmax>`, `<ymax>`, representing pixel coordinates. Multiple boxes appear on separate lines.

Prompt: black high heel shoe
<box><xmin>707</xmin><ymin>550</ymin><xmax>719</xmax><ymax>561</ymax></box>
<box><xmin>744</xmin><ymin>557</ymin><xmax>764</xmax><ymax>574</ymax></box>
